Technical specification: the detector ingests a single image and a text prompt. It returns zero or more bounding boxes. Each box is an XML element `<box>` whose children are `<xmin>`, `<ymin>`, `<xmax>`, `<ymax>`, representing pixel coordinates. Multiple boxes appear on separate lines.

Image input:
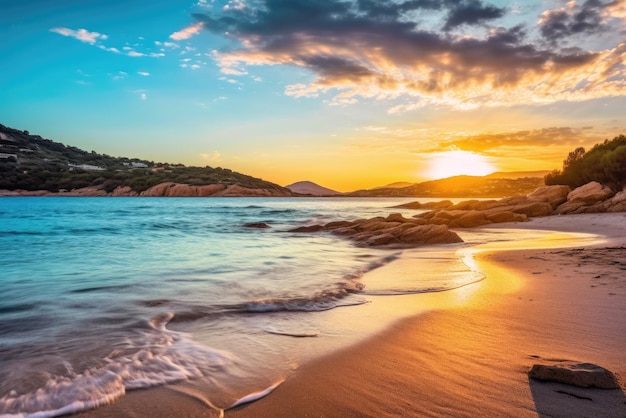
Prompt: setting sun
<box><xmin>426</xmin><ymin>150</ymin><xmax>496</xmax><ymax>180</ymax></box>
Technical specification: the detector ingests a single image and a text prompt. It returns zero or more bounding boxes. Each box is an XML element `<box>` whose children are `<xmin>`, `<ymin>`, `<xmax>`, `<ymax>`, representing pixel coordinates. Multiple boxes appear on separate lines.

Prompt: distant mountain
<box><xmin>285</xmin><ymin>181</ymin><xmax>341</xmax><ymax>196</ymax></box>
<box><xmin>0</xmin><ymin>124</ymin><xmax>292</xmax><ymax>196</ymax></box>
<box><xmin>484</xmin><ymin>170</ymin><xmax>550</xmax><ymax>179</ymax></box>
<box><xmin>347</xmin><ymin>174</ymin><xmax>544</xmax><ymax>198</ymax></box>
<box><xmin>374</xmin><ymin>181</ymin><xmax>415</xmax><ymax>189</ymax></box>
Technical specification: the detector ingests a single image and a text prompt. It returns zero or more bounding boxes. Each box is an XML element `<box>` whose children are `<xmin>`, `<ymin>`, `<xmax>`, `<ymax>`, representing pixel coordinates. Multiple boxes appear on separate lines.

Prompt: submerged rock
<box><xmin>528</xmin><ymin>362</ymin><xmax>620</xmax><ymax>389</ymax></box>
<box><xmin>243</xmin><ymin>222</ymin><xmax>271</xmax><ymax>229</ymax></box>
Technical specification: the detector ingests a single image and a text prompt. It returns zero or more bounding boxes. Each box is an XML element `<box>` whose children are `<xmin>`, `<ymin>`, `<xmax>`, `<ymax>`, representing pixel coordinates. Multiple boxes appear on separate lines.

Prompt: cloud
<box><xmin>191</xmin><ymin>0</ymin><xmax>626</xmax><ymax>110</ymax></box>
<box><xmin>51</xmin><ymin>26</ymin><xmax>167</xmax><ymax>58</ymax></box>
<box><xmin>138</xmin><ymin>71</ymin><xmax>151</xmax><ymax>76</ymax></box>
<box><xmin>170</xmin><ymin>22</ymin><xmax>204</xmax><ymax>40</ymax></box>
<box><xmin>50</xmin><ymin>27</ymin><xmax>107</xmax><ymax>44</ymax></box>
<box><xmin>538</xmin><ymin>0</ymin><xmax>618</xmax><ymax>44</ymax></box>
<box><xmin>200</xmin><ymin>151</ymin><xmax>222</xmax><ymax>163</ymax></box>
<box><xmin>442</xmin><ymin>0</ymin><xmax>506</xmax><ymax>31</ymax></box>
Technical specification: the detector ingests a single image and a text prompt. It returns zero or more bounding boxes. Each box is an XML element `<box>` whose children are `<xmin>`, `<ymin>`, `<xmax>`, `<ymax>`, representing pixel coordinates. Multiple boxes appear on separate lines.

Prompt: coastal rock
<box><xmin>288</xmin><ymin>216</ymin><xmax>463</xmax><ymax>247</ymax></box>
<box><xmin>528</xmin><ymin>362</ymin><xmax>620</xmax><ymax>389</ymax></box>
<box><xmin>527</xmin><ymin>185</ymin><xmax>571</xmax><ymax>209</ymax></box>
<box><xmin>485</xmin><ymin>211</ymin><xmax>527</xmax><ymax>223</ymax></box>
<box><xmin>606</xmin><ymin>189</ymin><xmax>626</xmax><ymax>213</ymax></box>
<box><xmin>511</xmin><ymin>201</ymin><xmax>553</xmax><ymax>217</ymax></box>
<box><xmin>243</xmin><ymin>222</ymin><xmax>271</xmax><ymax>229</ymax></box>
<box><xmin>138</xmin><ymin>182</ymin><xmax>290</xmax><ymax>197</ymax></box>
<box><xmin>399</xmin><ymin>224</ymin><xmax>464</xmax><ymax>245</ymax></box>
<box><xmin>289</xmin><ymin>225</ymin><xmax>324</xmax><ymax>232</ymax></box>
<box><xmin>567</xmin><ymin>181</ymin><xmax>615</xmax><ymax>204</ymax></box>
<box><xmin>111</xmin><ymin>186</ymin><xmax>138</xmax><ymax>196</ymax></box>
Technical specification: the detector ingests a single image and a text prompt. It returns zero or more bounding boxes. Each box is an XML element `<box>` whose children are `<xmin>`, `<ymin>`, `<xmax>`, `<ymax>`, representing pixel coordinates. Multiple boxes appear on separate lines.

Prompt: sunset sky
<box><xmin>2</xmin><ymin>0</ymin><xmax>626</xmax><ymax>191</ymax></box>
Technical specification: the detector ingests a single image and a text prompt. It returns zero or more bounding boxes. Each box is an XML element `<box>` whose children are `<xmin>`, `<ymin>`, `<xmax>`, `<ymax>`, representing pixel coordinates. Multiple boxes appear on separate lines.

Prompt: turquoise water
<box><xmin>0</xmin><ymin>197</ymin><xmax>481</xmax><ymax>417</ymax></box>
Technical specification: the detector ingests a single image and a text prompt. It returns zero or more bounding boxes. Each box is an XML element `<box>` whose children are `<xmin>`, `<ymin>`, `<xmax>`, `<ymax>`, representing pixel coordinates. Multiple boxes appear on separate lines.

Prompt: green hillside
<box><xmin>0</xmin><ymin>124</ymin><xmax>289</xmax><ymax>194</ymax></box>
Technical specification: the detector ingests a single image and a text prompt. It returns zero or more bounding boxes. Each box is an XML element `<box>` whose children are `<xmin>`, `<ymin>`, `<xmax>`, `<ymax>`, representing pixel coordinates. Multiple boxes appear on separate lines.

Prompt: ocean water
<box><xmin>0</xmin><ymin>197</ymin><xmax>485</xmax><ymax>417</ymax></box>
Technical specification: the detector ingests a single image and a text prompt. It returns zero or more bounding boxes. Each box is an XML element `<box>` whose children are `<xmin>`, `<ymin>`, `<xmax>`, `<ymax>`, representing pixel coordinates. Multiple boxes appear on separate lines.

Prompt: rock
<box><xmin>324</xmin><ymin>221</ymin><xmax>354</xmax><ymax>229</ymax></box>
<box><xmin>606</xmin><ymin>189</ymin><xmax>626</xmax><ymax>212</ymax></box>
<box><xmin>527</xmin><ymin>185</ymin><xmax>571</xmax><ymax>209</ymax></box>
<box><xmin>448</xmin><ymin>210</ymin><xmax>491</xmax><ymax>228</ymax></box>
<box><xmin>486</xmin><ymin>211</ymin><xmax>527</xmax><ymax>223</ymax></box>
<box><xmin>290</xmin><ymin>216</ymin><xmax>464</xmax><ymax>247</ymax></box>
<box><xmin>553</xmin><ymin>200</ymin><xmax>587</xmax><ymax>215</ymax></box>
<box><xmin>567</xmin><ymin>181</ymin><xmax>615</xmax><ymax>204</ymax></box>
<box><xmin>289</xmin><ymin>225</ymin><xmax>324</xmax><ymax>233</ymax></box>
<box><xmin>243</xmin><ymin>222</ymin><xmax>271</xmax><ymax>229</ymax></box>
<box><xmin>364</xmin><ymin>233</ymin><xmax>399</xmax><ymax>246</ymax></box>
<box><xmin>399</xmin><ymin>224</ymin><xmax>464</xmax><ymax>245</ymax></box>
<box><xmin>393</xmin><ymin>200</ymin><xmax>453</xmax><ymax>210</ymax></box>
<box><xmin>528</xmin><ymin>362</ymin><xmax>620</xmax><ymax>389</ymax></box>
<box><xmin>111</xmin><ymin>186</ymin><xmax>138</xmax><ymax>196</ymax></box>
<box><xmin>385</xmin><ymin>213</ymin><xmax>409</xmax><ymax>222</ymax></box>
<box><xmin>512</xmin><ymin>201</ymin><xmax>553</xmax><ymax>217</ymax></box>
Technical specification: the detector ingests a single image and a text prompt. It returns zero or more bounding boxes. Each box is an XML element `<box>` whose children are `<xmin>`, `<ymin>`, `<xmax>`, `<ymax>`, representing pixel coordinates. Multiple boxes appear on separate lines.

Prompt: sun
<box><xmin>425</xmin><ymin>150</ymin><xmax>496</xmax><ymax>180</ymax></box>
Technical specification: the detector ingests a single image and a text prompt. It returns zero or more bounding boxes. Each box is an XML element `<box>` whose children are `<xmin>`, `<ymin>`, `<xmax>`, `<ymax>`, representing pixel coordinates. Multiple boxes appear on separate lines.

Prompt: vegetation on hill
<box><xmin>347</xmin><ymin>175</ymin><xmax>544</xmax><ymax>198</ymax></box>
<box><xmin>0</xmin><ymin>124</ymin><xmax>288</xmax><ymax>193</ymax></box>
<box><xmin>545</xmin><ymin>135</ymin><xmax>626</xmax><ymax>192</ymax></box>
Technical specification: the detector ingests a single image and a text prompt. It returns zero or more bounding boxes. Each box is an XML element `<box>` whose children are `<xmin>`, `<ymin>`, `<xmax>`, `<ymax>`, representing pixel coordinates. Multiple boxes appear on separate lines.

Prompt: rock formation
<box><xmin>288</xmin><ymin>213</ymin><xmax>463</xmax><ymax>247</ymax></box>
<box><xmin>400</xmin><ymin>182</ymin><xmax>626</xmax><ymax>228</ymax></box>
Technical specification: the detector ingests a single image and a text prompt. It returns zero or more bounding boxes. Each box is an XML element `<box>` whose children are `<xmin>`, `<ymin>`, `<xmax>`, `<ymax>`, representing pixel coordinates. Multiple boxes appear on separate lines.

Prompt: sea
<box><xmin>0</xmin><ymin>196</ymin><xmax>543</xmax><ymax>417</ymax></box>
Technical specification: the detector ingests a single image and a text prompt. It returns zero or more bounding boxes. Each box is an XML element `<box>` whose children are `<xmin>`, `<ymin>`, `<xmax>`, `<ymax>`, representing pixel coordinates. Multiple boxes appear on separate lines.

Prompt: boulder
<box><xmin>486</xmin><ymin>211</ymin><xmax>528</xmax><ymax>223</ymax></box>
<box><xmin>289</xmin><ymin>225</ymin><xmax>324</xmax><ymax>233</ymax></box>
<box><xmin>399</xmin><ymin>224</ymin><xmax>464</xmax><ymax>245</ymax></box>
<box><xmin>554</xmin><ymin>200</ymin><xmax>587</xmax><ymax>215</ymax></box>
<box><xmin>527</xmin><ymin>185</ymin><xmax>571</xmax><ymax>209</ymax></box>
<box><xmin>567</xmin><ymin>181</ymin><xmax>614</xmax><ymax>204</ymax></box>
<box><xmin>364</xmin><ymin>233</ymin><xmax>399</xmax><ymax>246</ymax></box>
<box><xmin>606</xmin><ymin>189</ymin><xmax>626</xmax><ymax>212</ymax></box>
<box><xmin>324</xmin><ymin>221</ymin><xmax>354</xmax><ymax>230</ymax></box>
<box><xmin>448</xmin><ymin>210</ymin><xmax>491</xmax><ymax>228</ymax></box>
<box><xmin>512</xmin><ymin>201</ymin><xmax>553</xmax><ymax>217</ymax></box>
<box><xmin>111</xmin><ymin>186</ymin><xmax>138</xmax><ymax>196</ymax></box>
<box><xmin>528</xmin><ymin>362</ymin><xmax>619</xmax><ymax>389</ymax></box>
<box><xmin>385</xmin><ymin>213</ymin><xmax>409</xmax><ymax>223</ymax></box>
<box><xmin>243</xmin><ymin>222</ymin><xmax>271</xmax><ymax>229</ymax></box>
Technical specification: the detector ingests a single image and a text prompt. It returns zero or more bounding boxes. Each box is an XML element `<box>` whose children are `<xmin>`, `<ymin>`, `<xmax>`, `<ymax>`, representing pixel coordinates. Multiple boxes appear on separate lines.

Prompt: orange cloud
<box><xmin>170</xmin><ymin>22</ymin><xmax>204</xmax><ymax>41</ymax></box>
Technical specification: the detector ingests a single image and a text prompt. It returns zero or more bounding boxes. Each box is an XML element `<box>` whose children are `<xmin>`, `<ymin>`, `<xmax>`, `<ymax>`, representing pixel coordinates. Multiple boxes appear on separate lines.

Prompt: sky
<box><xmin>1</xmin><ymin>0</ymin><xmax>626</xmax><ymax>191</ymax></box>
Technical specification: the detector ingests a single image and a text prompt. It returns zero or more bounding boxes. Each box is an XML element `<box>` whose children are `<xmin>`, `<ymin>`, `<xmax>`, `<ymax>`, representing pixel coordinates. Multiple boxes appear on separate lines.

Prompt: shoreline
<box><xmin>76</xmin><ymin>213</ymin><xmax>626</xmax><ymax>417</ymax></box>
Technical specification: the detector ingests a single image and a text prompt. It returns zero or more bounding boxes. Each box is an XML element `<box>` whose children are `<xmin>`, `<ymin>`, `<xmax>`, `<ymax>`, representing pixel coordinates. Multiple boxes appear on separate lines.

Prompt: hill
<box><xmin>347</xmin><ymin>175</ymin><xmax>544</xmax><ymax>198</ymax></box>
<box><xmin>374</xmin><ymin>181</ymin><xmax>415</xmax><ymax>189</ymax></box>
<box><xmin>285</xmin><ymin>181</ymin><xmax>341</xmax><ymax>196</ymax></box>
<box><xmin>0</xmin><ymin>124</ymin><xmax>292</xmax><ymax>196</ymax></box>
<box><xmin>484</xmin><ymin>170</ymin><xmax>550</xmax><ymax>179</ymax></box>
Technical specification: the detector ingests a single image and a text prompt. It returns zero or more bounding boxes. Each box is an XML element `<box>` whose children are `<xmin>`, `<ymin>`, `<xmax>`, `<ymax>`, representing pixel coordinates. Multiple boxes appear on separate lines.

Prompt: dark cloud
<box><xmin>193</xmin><ymin>0</ymin><xmax>623</xmax><ymax>107</ymax></box>
<box><xmin>539</xmin><ymin>0</ymin><xmax>617</xmax><ymax>44</ymax></box>
<box><xmin>443</xmin><ymin>0</ymin><xmax>506</xmax><ymax>31</ymax></box>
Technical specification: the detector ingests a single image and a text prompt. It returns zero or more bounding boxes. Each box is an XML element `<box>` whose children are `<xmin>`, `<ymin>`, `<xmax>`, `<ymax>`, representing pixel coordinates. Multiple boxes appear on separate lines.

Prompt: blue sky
<box><xmin>2</xmin><ymin>0</ymin><xmax>626</xmax><ymax>191</ymax></box>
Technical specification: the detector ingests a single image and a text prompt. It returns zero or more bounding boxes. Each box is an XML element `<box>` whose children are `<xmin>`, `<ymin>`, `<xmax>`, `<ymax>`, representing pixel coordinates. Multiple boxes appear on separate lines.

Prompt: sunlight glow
<box><xmin>426</xmin><ymin>150</ymin><xmax>495</xmax><ymax>179</ymax></box>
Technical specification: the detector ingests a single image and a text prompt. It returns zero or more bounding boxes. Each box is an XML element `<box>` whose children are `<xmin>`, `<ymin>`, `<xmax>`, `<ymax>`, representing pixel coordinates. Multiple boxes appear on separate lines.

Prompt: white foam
<box><xmin>0</xmin><ymin>313</ymin><xmax>235</xmax><ymax>417</ymax></box>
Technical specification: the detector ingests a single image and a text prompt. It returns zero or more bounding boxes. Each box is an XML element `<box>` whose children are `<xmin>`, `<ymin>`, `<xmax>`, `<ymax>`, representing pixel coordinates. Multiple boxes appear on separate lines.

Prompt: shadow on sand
<box><xmin>529</xmin><ymin>377</ymin><xmax>626</xmax><ymax>418</ymax></box>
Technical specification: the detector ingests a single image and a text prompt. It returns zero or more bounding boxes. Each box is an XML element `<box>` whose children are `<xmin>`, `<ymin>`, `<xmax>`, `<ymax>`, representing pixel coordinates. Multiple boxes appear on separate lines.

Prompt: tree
<box><xmin>545</xmin><ymin>135</ymin><xmax>626</xmax><ymax>191</ymax></box>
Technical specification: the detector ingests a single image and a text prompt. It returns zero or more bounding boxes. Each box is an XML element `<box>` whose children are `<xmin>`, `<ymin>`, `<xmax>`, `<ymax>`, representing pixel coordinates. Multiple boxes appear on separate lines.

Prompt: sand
<box><xmin>76</xmin><ymin>213</ymin><xmax>626</xmax><ymax>418</ymax></box>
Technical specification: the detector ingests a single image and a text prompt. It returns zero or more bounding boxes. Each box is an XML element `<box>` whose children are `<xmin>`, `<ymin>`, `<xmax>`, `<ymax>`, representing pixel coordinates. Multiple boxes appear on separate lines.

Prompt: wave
<box><xmin>0</xmin><ymin>313</ymin><xmax>235</xmax><ymax>418</ymax></box>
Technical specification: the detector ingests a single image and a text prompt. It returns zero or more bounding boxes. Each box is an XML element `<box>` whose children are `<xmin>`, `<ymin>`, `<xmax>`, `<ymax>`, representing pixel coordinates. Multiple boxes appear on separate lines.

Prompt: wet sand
<box><xmin>77</xmin><ymin>214</ymin><xmax>626</xmax><ymax>417</ymax></box>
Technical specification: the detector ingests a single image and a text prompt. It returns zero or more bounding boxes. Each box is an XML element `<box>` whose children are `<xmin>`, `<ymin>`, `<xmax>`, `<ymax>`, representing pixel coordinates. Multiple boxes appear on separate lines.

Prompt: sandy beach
<box><xmin>76</xmin><ymin>213</ymin><xmax>626</xmax><ymax>418</ymax></box>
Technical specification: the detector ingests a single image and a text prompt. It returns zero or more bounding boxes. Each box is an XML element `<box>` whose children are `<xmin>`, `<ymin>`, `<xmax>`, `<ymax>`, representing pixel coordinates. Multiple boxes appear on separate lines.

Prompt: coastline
<box><xmin>75</xmin><ymin>213</ymin><xmax>626</xmax><ymax>417</ymax></box>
